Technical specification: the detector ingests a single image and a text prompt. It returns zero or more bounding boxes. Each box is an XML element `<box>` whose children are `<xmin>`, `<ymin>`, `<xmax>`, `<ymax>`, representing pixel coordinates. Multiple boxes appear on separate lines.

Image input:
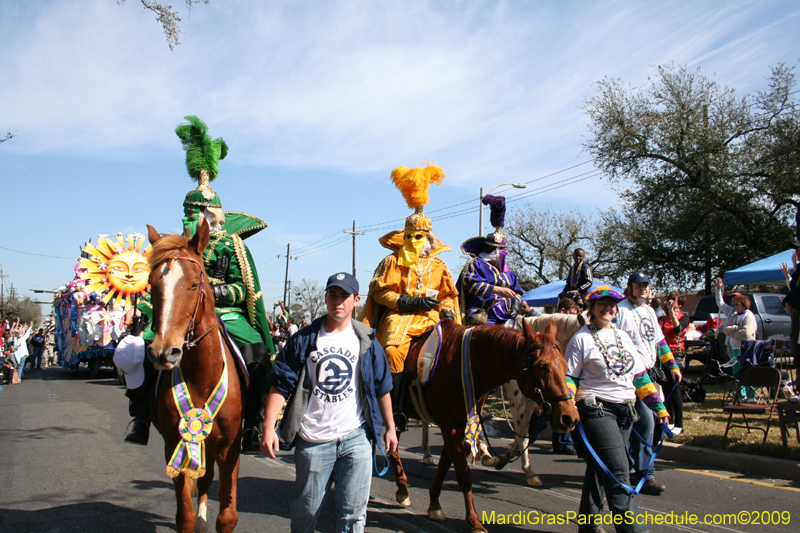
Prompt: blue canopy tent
<box><xmin>521</xmin><ymin>279</ymin><xmax>625</xmax><ymax>306</ymax></box>
<box><xmin>723</xmin><ymin>249</ymin><xmax>795</xmax><ymax>285</ymax></box>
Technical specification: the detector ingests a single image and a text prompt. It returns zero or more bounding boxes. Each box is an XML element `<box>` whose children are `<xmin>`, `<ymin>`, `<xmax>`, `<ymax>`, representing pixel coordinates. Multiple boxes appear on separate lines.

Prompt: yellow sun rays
<box><xmin>78</xmin><ymin>232</ymin><xmax>151</xmax><ymax>310</ymax></box>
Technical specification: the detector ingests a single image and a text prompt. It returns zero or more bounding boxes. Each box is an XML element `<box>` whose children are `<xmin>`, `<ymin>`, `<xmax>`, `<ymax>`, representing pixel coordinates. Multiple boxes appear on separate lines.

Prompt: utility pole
<box><xmin>0</xmin><ymin>265</ymin><xmax>7</xmax><ymax>320</ymax></box>
<box><xmin>478</xmin><ymin>187</ymin><xmax>484</xmax><ymax>237</ymax></box>
<box><xmin>278</xmin><ymin>243</ymin><xmax>298</xmax><ymax>305</ymax></box>
<box><xmin>343</xmin><ymin>220</ymin><xmax>365</xmax><ymax>278</ymax></box>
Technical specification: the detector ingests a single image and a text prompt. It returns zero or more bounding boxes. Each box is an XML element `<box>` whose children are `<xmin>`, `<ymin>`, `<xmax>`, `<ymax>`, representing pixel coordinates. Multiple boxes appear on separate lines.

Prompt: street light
<box><xmin>479</xmin><ymin>183</ymin><xmax>526</xmax><ymax>236</ymax></box>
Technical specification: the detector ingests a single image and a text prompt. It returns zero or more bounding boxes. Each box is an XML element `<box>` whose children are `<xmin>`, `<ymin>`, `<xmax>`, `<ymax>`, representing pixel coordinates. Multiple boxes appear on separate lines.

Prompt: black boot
<box><xmin>125</xmin><ymin>382</ymin><xmax>152</xmax><ymax>446</ymax></box>
<box><xmin>242</xmin><ymin>357</ymin><xmax>268</xmax><ymax>455</ymax></box>
<box><xmin>391</xmin><ymin>372</ymin><xmax>408</xmax><ymax>434</ymax></box>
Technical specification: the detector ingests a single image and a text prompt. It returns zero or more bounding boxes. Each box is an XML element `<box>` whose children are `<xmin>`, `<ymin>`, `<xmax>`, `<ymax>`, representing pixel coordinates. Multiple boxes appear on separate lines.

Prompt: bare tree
<box><xmin>293</xmin><ymin>279</ymin><xmax>325</xmax><ymax>321</ymax></box>
<box><xmin>117</xmin><ymin>0</ymin><xmax>208</xmax><ymax>50</ymax></box>
<box><xmin>505</xmin><ymin>204</ymin><xmax>627</xmax><ymax>290</ymax></box>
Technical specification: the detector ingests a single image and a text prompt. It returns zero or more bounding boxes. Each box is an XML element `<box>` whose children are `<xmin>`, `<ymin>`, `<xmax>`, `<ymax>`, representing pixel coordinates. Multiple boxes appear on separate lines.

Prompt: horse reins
<box><xmin>159</xmin><ymin>255</ymin><xmax>218</xmax><ymax>350</ymax></box>
<box><xmin>520</xmin><ymin>340</ymin><xmax>573</xmax><ymax>415</ymax></box>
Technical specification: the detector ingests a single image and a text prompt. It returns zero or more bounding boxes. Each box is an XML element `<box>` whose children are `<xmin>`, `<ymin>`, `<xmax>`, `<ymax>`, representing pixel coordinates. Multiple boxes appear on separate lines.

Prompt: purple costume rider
<box><xmin>457</xmin><ymin>195</ymin><xmax>524</xmax><ymax>325</ymax></box>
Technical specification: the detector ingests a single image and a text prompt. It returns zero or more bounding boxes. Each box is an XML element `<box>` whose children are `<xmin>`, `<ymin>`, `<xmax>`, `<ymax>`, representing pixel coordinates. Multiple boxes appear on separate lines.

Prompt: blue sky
<box><xmin>1</xmin><ymin>0</ymin><xmax>799</xmax><ymax>317</ymax></box>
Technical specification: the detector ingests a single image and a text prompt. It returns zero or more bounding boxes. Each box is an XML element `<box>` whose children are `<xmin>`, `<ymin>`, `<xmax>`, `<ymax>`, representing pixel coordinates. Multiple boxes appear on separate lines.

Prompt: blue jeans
<box><xmin>16</xmin><ymin>356</ymin><xmax>27</xmax><ymax>380</ymax></box>
<box><xmin>577</xmin><ymin>399</ymin><xmax>647</xmax><ymax>533</ymax></box>
<box><xmin>291</xmin><ymin>427</ymin><xmax>372</xmax><ymax>533</ymax></box>
<box><xmin>627</xmin><ymin>397</ymin><xmax>656</xmax><ymax>480</ymax></box>
<box><xmin>30</xmin><ymin>346</ymin><xmax>43</xmax><ymax>369</ymax></box>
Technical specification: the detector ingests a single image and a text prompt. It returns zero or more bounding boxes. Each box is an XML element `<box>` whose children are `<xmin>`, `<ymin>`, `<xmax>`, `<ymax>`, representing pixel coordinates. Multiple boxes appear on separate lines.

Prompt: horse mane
<box><xmin>148</xmin><ymin>234</ymin><xmax>190</xmax><ymax>268</ymax></box>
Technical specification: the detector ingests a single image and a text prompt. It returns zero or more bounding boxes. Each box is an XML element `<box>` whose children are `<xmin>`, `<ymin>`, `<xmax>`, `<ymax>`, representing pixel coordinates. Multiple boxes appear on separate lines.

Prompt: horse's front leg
<box><xmin>437</xmin><ymin>423</ymin><xmax>486</xmax><ymax>532</ymax></box>
<box><xmin>477</xmin><ymin>432</ymin><xmax>493</xmax><ymax>467</ymax></box>
<box><xmin>519</xmin><ymin>434</ymin><xmax>542</xmax><ymax>487</ymax></box>
<box><xmin>427</xmin><ymin>443</ymin><xmax>451</xmax><ymax>522</ymax></box>
<box><xmin>215</xmin><ymin>447</ymin><xmax>241</xmax><ymax>533</ymax></box>
<box><xmin>421</xmin><ymin>422</ymin><xmax>435</xmax><ymax>465</ymax></box>
<box><xmin>389</xmin><ymin>441</ymin><xmax>411</xmax><ymax>506</ymax></box>
<box><xmin>173</xmin><ymin>475</ymin><xmax>198</xmax><ymax>533</ymax></box>
<box><xmin>195</xmin><ymin>462</ymin><xmax>215</xmax><ymax>533</ymax></box>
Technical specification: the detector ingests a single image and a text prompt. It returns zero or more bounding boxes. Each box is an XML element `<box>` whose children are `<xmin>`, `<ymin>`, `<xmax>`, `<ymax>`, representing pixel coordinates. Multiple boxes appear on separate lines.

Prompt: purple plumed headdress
<box><xmin>482</xmin><ymin>194</ymin><xmax>507</xmax><ymax>247</ymax></box>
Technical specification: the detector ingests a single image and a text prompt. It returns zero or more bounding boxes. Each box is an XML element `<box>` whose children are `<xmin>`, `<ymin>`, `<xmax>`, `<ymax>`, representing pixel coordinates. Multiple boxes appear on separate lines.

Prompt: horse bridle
<box><xmin>520</xmin><ymin>340</ymin><xmax>573</xmax><ymax>416</ymax></box>
<box><xmin>156</xmin><ymin>255</ymin><xmax>218</xmax><ymax>350</ymax></box>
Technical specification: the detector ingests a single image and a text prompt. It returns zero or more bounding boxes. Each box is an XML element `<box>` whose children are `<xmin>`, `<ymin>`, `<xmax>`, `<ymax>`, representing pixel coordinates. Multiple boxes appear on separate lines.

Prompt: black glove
<box><xmin>212</xmin><ymin>284</ymin><xmax>231</xmax><ymax>306</ymax></box>
<box><xmin>397</xmin><ymin>294</ymin><xmax>438</xmax><ymax>312</ymax></box>
<box><xmin>509</xmin><ymin>299</ymin><xmax>522</xmax><ymax>317</ymax></box>
<box><xmin>440</xmin><ymin>309</ymin><xmax>455</xmax><ymax>321</ymax></box>
<box><xmin>213</xmin><ymin>255</ymin><xmax>230</xmax><ymax>281</ymax></box>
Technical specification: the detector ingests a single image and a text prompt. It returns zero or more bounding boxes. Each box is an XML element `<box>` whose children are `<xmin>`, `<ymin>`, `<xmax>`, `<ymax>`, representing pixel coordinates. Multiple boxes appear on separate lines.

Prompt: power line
<box><xmin>0</xmin><ymin>245</ymin><xmax>74</xmax><ymax>259</ymax></box>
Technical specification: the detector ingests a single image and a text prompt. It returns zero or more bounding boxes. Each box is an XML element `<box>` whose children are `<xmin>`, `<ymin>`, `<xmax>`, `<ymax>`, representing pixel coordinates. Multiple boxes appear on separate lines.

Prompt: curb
<box><xmin>483</xmin><ymin>418</ymin><xmax>800</xmax><ymax>481</ymax></box>
<box><xmin>657</xmin><ymin>442</ymin><xmax>800</xmax><ymax>481</ymax></box>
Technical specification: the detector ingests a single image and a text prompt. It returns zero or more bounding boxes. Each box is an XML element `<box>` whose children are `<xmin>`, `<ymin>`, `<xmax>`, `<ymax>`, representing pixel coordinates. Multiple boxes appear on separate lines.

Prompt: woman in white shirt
<box><xmin>14</xmin><ymin>323</ymin><xmax>32</xmax><ymax>381</ymax></box>
<box><xmin>714</xmin><ymin>278</ymin><xmax>757</xmax><ymax>401</ymax></box>
<box><xmin>565</xmin><ymin>286</ymin><xmax>668</xmax><ymax>533</ymax></box>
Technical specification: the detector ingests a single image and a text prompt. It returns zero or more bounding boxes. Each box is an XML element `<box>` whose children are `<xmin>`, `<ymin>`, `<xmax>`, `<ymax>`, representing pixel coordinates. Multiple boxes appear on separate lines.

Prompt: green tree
<box><xmin>583</xmin><ymin>63</ymin><xmax>797</xmax><ymax>292</ymax></box>
<box><xmin>2</xmin><ymin>296</ymin><xmax>42</xmax><ymax>327</ymax></box>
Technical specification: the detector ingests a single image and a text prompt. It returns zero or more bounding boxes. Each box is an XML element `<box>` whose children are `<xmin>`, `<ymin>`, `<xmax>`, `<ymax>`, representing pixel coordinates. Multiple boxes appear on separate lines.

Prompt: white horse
<box><xmin>419</xmin><ymin>313</ymin><xmax>586</xmax><ymax>487</ymax></box>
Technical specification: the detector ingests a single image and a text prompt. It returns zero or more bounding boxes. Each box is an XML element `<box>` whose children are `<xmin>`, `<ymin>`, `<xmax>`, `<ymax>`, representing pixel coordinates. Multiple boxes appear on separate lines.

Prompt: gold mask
<box><xmin>398</xmin><ymin>231</ymin><xmax>427</xmax><ymax>267</ymax></box>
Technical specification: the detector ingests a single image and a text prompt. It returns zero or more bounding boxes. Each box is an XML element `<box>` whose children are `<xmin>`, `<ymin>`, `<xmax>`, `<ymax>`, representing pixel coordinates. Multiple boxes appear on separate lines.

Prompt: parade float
<box><xmin>54</xmin><ymin>233</ymin><xmax>151</xmax><ymax>378</ymax></box>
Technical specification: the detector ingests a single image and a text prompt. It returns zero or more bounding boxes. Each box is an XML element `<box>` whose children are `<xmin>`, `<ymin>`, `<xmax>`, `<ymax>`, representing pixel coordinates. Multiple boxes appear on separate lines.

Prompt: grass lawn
<box><xmin>669</xmin><ymin>359</ymin><xmax>800</xmax><ymax>462</ymax></box>
<box><xmin>481</xmin><ymin>358</ymin><xmax>800</xmax><ymax>462</ymax></box>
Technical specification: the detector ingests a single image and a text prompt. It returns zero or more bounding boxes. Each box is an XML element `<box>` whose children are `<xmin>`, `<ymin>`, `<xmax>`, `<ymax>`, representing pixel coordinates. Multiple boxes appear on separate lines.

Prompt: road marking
<box><xmin>658</xmin><ymin>463</ymin><xmax>800</xmax><ymax>492</ymax></box>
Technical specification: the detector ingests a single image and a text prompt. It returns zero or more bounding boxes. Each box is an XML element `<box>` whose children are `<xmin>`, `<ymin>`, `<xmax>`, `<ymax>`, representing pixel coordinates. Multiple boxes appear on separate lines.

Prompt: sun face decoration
<box><xmin>79</xmin><ymin>233</ymin><xmax>152</xmax><ymax>310</ymax></box>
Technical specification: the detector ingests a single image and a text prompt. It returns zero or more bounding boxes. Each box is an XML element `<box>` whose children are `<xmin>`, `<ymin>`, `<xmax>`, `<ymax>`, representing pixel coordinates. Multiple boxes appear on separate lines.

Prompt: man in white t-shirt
<box><xmin>616</xmin><ymin>271</ymin><xmax>681</xmax><ymax>496</ymax></box>
<box><xmin>261</xmin><ymin>272</ymin><xmax>397</xmax><ymax>533</ymax></box>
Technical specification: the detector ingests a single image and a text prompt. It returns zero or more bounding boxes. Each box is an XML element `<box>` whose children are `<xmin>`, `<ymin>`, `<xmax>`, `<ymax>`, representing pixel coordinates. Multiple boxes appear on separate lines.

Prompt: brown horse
<box><xmin>146</xmin><ymin>222</ymin><xmax>245</xmax><ymax>533</ymax></box>
<box><xmin>389</xmin><ymin>319</ymin><xmax>578</xmax><ymax>533</ymax></box>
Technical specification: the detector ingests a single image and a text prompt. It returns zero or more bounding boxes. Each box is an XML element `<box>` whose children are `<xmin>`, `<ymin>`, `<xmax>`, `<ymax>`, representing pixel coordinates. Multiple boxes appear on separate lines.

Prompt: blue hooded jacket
<box><xmin>270</xmin><ymin>315</ymin><xmax>393</xmax><ymax>450</ymax></box>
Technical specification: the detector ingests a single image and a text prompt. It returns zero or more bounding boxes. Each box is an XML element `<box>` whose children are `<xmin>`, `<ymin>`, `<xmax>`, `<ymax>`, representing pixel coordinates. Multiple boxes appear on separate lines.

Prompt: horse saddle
<box><xmin>417</xmin><ymin>322</ymin><xmax>443</xmax><ymax>387</ymax></box>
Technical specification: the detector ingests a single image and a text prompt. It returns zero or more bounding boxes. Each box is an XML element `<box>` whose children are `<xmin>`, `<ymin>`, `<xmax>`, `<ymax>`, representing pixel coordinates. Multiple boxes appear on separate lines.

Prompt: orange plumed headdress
<box><xmin>390</xmin><ymin>163</ymin><xmax>445</xmax><ymax>231</ymax></box>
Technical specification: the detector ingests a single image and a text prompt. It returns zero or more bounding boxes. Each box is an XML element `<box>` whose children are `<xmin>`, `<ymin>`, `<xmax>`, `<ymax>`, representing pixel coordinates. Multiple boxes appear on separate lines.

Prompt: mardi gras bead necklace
<box><xmin>588</xmin><ymin>323</ymin><xmax>634</xmax><ymax>377</ymax></box>
<box><xmin>571</xmin><ymin>260</ymin><xmax>583</xmax><ymax>286</ymax></box>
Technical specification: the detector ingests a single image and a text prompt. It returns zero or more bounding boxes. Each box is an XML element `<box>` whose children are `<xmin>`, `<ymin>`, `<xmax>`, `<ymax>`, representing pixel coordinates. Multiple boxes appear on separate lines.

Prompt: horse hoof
<box><xmin>422</xmin><ymin>454</ymin><xmax>436</xmax><ymax>466</ymax></box>
<box><xmin>473</xmin><ymin>529</ymin><xmax>488</xmax><ymax>533</ymax></box>
<box><xmin>396</xmin><ymin>493</ymin><xmax>411</xmax><ymax>507</ymax></box>
<box><xmin>492</xmin><ymin>457</ymin><xmax>507</xmax><ymax>470</ymax></box>
<box><xmin>526</xmin><ymin>475</ymin><xmax>543</xmax><ymax>487</ymax></box>
<box><xmin>428</xmin><ymin>508</ymin><xmax>446</xmax><ymax>521</ymax></box>
<box><xmin>481</xmin><ymin>455</ymin><xmax>494</xmax><ymax>467</ymax></box>
<box><xmin>195</xmin><ymin>516</ymin><xmax>208</xmax><ymax>533</ymax></box>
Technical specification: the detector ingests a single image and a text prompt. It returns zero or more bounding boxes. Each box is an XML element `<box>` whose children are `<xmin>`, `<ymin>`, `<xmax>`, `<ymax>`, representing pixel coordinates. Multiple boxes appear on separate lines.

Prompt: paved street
<box><xmin>1</xmin><ymin>366</ymin><xmax>799</xmax><ymax>532</ymax></box>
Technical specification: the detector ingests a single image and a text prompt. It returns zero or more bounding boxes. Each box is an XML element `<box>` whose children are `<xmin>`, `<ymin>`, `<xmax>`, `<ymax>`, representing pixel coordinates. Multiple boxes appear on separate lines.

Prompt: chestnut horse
<box><xmin>389</xmin><ymin>319</ymin><xmax>578</xmax><ymax>533</ymax></box>
<box><xmin>146</xmin><ymin>222</ymin><xmax>245</xmax><ymax>533</ymax></box>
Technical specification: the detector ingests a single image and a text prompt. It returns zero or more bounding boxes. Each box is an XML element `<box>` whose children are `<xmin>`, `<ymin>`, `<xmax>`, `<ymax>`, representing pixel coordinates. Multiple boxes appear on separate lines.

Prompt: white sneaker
<box><xmin>667</xmin><ymin>424</ymin><xmax>675</xmax><ymax>431</ymax></box>
<box><xmin>671</xmin><ymin>427</ymin><xmax>683</xmax><ymax>436</ymax></box>
<box><xmin>789</xmin><ymin>396</ymin><xmax>800</xmax><ymax>404</ymax></box>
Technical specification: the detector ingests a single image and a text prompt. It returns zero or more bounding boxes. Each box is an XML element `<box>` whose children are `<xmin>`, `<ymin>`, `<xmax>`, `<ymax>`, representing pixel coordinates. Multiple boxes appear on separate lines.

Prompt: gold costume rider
<box><xmin>360</xmin><ymin>164</ymin><xmax>460</xmax><ymax>431</ymax></box>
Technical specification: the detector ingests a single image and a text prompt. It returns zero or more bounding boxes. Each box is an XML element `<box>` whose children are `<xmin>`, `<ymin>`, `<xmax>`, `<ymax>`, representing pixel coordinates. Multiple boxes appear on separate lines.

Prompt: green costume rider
<box><xmin>125</xmin><ymin>116</ymin><xmax>275</xmax><ymax>454</ymax></box>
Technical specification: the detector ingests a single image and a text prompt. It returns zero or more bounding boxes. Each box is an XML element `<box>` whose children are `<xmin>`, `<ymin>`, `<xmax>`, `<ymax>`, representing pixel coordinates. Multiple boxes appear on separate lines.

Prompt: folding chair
<box><xmin>719</xmin><ymin>339</ymin><xmax>776</xmax><ymax>406</ymax></box>
<box><xmin>722</xmin><ymin>366</ymin><xmax>782</xmax><ymax>445</ymax></box>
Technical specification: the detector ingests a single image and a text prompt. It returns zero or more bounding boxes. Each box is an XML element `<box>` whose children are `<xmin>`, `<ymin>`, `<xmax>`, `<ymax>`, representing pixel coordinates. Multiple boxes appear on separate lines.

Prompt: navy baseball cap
<box><xmin>628</xmin><ymin>271</ymin><xmax>650</xmax><ymax>285</ymax></box>
<box><xmin>326</xmin><ymin>272</ymin><xmax>359</xmax><ymax>295</ymax></box>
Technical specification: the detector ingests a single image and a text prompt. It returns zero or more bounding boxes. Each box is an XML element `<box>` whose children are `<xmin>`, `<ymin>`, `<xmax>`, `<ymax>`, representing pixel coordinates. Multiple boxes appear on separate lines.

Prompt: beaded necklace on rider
<box><xmin>570</xmin><ymin>260</ymin><xmax>583</xmax><ymax>287</ymax></box>
<box><xmin>166</xmin><ymin>331</ymin><xmax>229</xmax><ymax>479</ymax></box>
<box><xmin>588</xmin><ymin>323</ymin><xmax>634</xmax><ymax>379</ymax></box>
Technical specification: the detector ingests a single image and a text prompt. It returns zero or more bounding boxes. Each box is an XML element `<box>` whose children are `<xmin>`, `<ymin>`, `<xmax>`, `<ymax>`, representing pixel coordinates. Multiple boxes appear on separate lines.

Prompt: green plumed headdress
<box><xmin>177</xmin><ymin>115</ymin><xmax>228</xmax><ymax>209</ymax></box>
